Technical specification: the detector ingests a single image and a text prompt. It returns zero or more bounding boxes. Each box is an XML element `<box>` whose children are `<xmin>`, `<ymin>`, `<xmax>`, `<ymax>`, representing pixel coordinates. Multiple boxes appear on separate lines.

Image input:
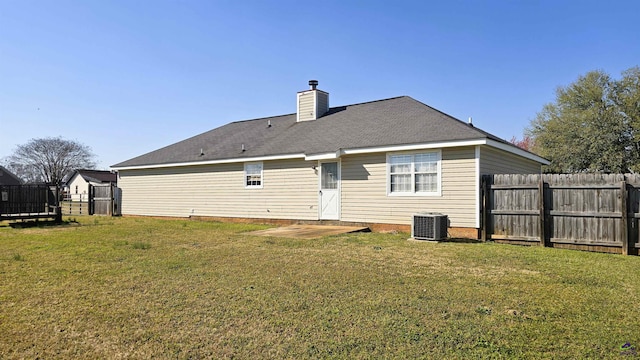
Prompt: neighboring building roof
<box><xmin>67</xmin><ymin>169</ymin><xmax>117</xmax><ymax>185</ymax></box>
<box><xmin>0</xmin><ymin>166</ymin><xmax>22</xmax><ymax>185</ymax></box>
<box><xmin>113</xmin><ymin>95</ymin><xmax>548</xmax><ymax>169</ymax></box>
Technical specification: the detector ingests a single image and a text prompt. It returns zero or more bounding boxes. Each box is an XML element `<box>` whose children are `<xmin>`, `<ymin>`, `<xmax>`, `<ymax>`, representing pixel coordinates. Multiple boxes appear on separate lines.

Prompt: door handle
<box><xmin>319</xmin><ymin>190</ymin><xmax>322</xmax><ymax>195</ymax></box>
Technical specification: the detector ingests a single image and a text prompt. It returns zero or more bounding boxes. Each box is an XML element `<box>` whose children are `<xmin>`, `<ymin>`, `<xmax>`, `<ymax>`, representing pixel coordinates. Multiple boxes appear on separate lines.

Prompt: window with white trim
<box><xmin>388</xmin><ymin>151</ymin><xmax>440</xmax><ymax>195</ymax></box>
<box><xmin>244</xmin><ymin>162</ymin><xmax>263</xmax><ymax>188</ymax></box>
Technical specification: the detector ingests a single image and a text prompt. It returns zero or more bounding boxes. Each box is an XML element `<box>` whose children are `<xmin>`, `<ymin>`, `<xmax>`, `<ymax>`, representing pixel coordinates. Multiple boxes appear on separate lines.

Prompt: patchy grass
<box><xmin>132</xmin><ymin>241</ymin><xmax>152</xmax><ymax>250</ymax></box>
<box><xmin>11</xmin><ymin>253</ymin><xmax>24</xmax><ymax>261</ymax></box>
<box><xmin>1</xmin><ymin>216</ymin><xmax>640</xmax><ymax>359</ymax></box>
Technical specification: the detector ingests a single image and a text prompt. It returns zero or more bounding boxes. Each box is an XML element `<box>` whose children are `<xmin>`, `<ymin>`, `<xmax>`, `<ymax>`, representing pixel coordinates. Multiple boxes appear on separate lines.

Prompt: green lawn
<box><xmin>1</xmin><ymin>216</ymin><xmax>639</xmax><ymax>359</ymax></box>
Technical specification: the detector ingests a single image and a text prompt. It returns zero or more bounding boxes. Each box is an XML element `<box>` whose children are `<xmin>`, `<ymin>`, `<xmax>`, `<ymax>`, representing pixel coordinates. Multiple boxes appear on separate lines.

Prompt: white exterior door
<box><xmin>319</xmin><ymin>161</ymin><xmax>340</xmax><ymax>220</ymax></box>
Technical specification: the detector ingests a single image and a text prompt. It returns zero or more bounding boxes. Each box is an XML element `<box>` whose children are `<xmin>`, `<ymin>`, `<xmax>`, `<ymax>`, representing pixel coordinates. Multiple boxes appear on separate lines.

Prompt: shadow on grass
<box><xmin>443</xmin><ymin>238</ymin><xmax>484</xmax><ymax>244</ymax></box>
<box><xmin>5</xmin><ymin>219</ymin><xmax>79</xmax><ymax>229</ymax></box>
<box><xmin>410</xmin><ymin>237</ymin><xmax>484</xmax><ymax>244</ymax></box>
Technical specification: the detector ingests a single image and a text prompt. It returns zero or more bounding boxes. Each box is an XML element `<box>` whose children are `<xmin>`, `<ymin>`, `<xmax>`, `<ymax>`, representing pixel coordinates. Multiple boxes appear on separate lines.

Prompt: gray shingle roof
<box><xmin>0</xmin><ymin>166</ymin><xmax>22</xmax><ymax>185</ymax></box>
<box><xmin>112</xmin><ymin>96</ymin><xmax>515</xmax><ymax>168</ymax></box>
<box><xmin>65</xmin><ymin>169</ymin><xmax>117</xmax><ymax>185</ymax></box>
<box><xmin>77</xmin><ymin>169</ymin><xmax>117</xmax><ymax>184</ymax></box>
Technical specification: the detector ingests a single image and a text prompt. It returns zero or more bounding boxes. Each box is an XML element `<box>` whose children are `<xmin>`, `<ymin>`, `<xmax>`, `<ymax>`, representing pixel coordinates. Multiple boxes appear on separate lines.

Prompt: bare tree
<box><xmin>4</xmin><ymin>137</ymin><xmax>97</xmax><ymax>184</ymax></box>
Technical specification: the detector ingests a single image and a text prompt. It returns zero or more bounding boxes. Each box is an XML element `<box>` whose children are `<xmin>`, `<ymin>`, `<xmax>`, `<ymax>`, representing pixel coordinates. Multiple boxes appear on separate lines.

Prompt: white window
<box><xmin>244</xmin><ymin>162</ymin><xmax>263</xmax><ymax>188</ymax></box>
<box><xmin>387</xmin><ymin>151</ymin><xmax>441</xmax><ymax>196</ymax></box>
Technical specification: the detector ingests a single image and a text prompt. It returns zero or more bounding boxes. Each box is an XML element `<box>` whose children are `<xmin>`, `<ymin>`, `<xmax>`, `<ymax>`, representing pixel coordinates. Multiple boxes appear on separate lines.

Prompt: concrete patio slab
<box><xmin>245</xmin><ymin>224</ymin><xmax>369</xmax><ymax>239</ymax></box>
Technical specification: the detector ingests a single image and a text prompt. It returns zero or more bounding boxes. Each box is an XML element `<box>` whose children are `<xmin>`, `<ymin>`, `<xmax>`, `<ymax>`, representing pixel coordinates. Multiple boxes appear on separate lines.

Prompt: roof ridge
<box><xmin>334</xmin><ymin>95</ymin><xmax>409</xmax><ymax>108</ymax></box>
<box><xmin>226</xmin><ymin>96</ymin><xmax>410</xmax><ymax>125</ymax></box>
<box><xmin>407</xmin><ymin>97</ymin><xmax>505</xmax><ymax>139</ymax></box>
<box><xmin>407</xmin><ymin>97</ymin><xmax>544</xmax><ymax>156</ymax></box>
<box><xmin>228</xmin><ymin>112</ymin><xmax>295</xmax><ymax>125</ymax></box>
<box><xmin>78</xmin><ymin>169</ymin><xmax>112</xmax><ymax>173</ymax></box>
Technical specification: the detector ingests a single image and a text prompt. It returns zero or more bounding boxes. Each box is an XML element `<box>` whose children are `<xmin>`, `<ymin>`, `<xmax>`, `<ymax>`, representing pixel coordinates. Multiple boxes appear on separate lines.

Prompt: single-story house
<box><xmin>112</xmin><ymin>81</ymin><xmax>549</xmax><ymax>238</ymax></box>
<box><xmin>65</xmin><ymin>169</ymin><xmax>117</xmax><ymax>201</ymax></box>
<box><xmin>0</xmin><ymin>166</ymin><xmax>22</xmax><ymax>186</ymax></box>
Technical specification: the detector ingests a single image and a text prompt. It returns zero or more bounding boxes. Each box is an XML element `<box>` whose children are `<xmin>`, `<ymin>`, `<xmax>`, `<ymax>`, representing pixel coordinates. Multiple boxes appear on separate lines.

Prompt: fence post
<box><xmin>109</xmin><ymin>184</ymin><xmax>115</xmax><ymax>216</ymax></box>
<box><xmin>539</xmin><ymin>175</ymin><xmax>546</xmax><ymax>247</ymax></box>
<box><xmin>110</xmin><ymin>184</ymin><xmax>114</xmax><ymax>216</ymax></box>
<box><xmin>481</xmin><ymin>175</ymin><xmax>490</xmax><ymax>242</ymax></box>
<box><xmin>54</xmin><ymin>185</ymin><xmax>62</xmax><ymax>223</ymax></box>
<box><xmin>621</xmin><ymin>180</ymin><xmax>629</xmax><ymax>255</ymax></box>
<box><xmin>88</xmin><ymin>184</ymin><xmax>94</xmax><ymax>215</ymax></box>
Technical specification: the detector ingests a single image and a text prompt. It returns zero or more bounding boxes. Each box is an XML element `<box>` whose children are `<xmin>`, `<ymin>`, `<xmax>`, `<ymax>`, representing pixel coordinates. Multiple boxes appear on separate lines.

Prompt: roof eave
<box><xmin>485</xmin><ymin>139</ymin><xmax>550</xmax><ymax>165</ymax></box>
<box><xmin>111</xmin><ymin>153</ymin><xmax>308</xmax><ymax>171</ymax></box>
<box><xmin>112</xmin><ymin>138</ymin><xmax>549</xmax><ymax>171</ymax></box>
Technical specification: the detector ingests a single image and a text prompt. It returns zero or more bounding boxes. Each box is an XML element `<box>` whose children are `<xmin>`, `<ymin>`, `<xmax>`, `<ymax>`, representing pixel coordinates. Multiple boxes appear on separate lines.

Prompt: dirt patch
<box><xmin>245</xmin><ymin>225</ymin><xmax>369</xmax><ymax>239</ymax></box>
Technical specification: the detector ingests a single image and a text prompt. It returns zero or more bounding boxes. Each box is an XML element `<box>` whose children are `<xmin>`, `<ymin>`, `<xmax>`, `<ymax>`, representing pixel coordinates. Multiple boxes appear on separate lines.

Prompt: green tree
<box><xmin>3</xmin><ymin>137</ymin><xmax>96</xmax><ymax>184</ymax></box>
<box><xmin>528</xmin><ymin>67</ymin><xmax>640</xmax><ymax>173</ymax></box>
<box><xmin>615</xmin><ymin>67</ymin><xmax>640</xmax><ymax>162</ymax></box>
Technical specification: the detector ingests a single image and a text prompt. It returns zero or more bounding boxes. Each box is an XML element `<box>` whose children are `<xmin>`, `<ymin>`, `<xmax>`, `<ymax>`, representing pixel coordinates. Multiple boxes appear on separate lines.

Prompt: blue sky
<box><xmin>1</xmin><ymin>0</ymin><xmax>639</xmax><ymax>169</ymax></box>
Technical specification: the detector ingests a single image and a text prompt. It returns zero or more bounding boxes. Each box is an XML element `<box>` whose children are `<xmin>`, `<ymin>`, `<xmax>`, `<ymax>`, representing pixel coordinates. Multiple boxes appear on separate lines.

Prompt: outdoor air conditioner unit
<box><xmin>412</xmin><ymin>213</ymin><xmax>448</xmax><ymax>240</ymax></box>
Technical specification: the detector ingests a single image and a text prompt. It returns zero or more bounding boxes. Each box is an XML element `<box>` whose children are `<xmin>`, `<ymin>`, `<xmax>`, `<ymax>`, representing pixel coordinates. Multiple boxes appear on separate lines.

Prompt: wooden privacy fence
<box><xmin>481</xmin><ymin>173</ymin><xmax>640</xmax><ymax>255</ymax></box>
<box><xmin>90</xmin><ymin>184</ymin><xmax>120</xmax><ymax>216</ymax></box>
<box><xmin>61</xmin><ymin>184</ymin><xmax>120</xmax><ymax>216</ymax></box>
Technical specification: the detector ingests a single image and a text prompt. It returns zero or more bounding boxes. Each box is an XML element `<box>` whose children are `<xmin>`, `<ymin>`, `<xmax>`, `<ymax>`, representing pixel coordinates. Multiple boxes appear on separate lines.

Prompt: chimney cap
<box><xmin>309</xmin><ymin>80</ymin><xmax>318</xmax><ymax>90</ymax></box>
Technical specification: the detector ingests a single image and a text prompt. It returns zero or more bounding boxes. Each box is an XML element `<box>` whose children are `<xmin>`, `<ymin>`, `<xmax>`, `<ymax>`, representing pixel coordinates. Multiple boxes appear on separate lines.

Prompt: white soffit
<box><xmin>485</xmin><ymin>139</ymin><xmax>550</xmax><ymax>165</ymax></box>
<box><xmin>113</xmin><ymin>138</ymin><xmax>549</xmax><ymax>171</ymax></box>
<box><xmin>112</xmin><ymin>153</ymin><xmax>307</xmax><ymax>171</ymax></box>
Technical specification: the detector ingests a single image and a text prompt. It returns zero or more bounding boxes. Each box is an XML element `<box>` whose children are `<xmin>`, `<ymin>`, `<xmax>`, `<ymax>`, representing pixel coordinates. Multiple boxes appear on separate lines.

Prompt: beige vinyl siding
<box><xmin>118</xmin><ymin>159</ymin><xmax>318</xmax><ymax>220</ymax></box>
<box><xmin>317</xmin><ymin>91</ymin><xmax>329</xmax><ymax>117</ymax></box>
<box><xmin>297</xmin><ymin>92</ymin><xmax>315</xmax><ymax>121</ymax></box>
<box><xmin>480</xmin><ymin>146</ymin><xmax>541</xmax><ymax>174</ymax></box>
<box><xmin>340</xmin><ymin>147</ymin><xmax>477</xmax><ymax>227</ymax></box>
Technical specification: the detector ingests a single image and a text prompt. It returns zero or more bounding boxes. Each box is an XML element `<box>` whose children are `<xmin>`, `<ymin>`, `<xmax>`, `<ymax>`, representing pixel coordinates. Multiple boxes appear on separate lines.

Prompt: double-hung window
<box><xmin>244</xmin><ymin>162</ymin><xmax>263</xmax><ymax>188</ymax></box>
<box><xmin>388</xmin><ymin>151</ymin><xmax>440</xmax><ymax>196</ymax></box>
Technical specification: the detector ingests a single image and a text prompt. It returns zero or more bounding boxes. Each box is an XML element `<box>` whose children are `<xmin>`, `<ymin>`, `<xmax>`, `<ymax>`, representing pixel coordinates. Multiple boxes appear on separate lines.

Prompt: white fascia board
<box><xmin>485</xmin><ymin>139</ymin><xmax>550</xmax><ymax>165</ymax></box>
<box><xmin>340</xmin><ymin>139</ymin><xmax>549</xmax><ymax>165</ymax></box>
<box><xmin>475</xmin><ymin>145</ymin><xmax>481</xmax><ymax>229</ymax></box>
<box><xmin>111</xmin><ymin>153</ymin><xmax>307</xmax><ymax>171</ymax></box>
<box><xmin>341</xmin><ymin>139</ymin><xmax>488</xmax><ymax>156</ymax></box>
<box><xmin>112</xmin><ymin>138</ymin><xmax>550</xmax><ymax>171</ymax></box>
<box><xmin>305</xmin><ymin>152</ymin><xmax>340</xmax><ymax>161</ymax></box>
<box><xmin>296</xmin><ymin>92</ymin><xmax>302</xmax><ymax>122</ymax></box>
